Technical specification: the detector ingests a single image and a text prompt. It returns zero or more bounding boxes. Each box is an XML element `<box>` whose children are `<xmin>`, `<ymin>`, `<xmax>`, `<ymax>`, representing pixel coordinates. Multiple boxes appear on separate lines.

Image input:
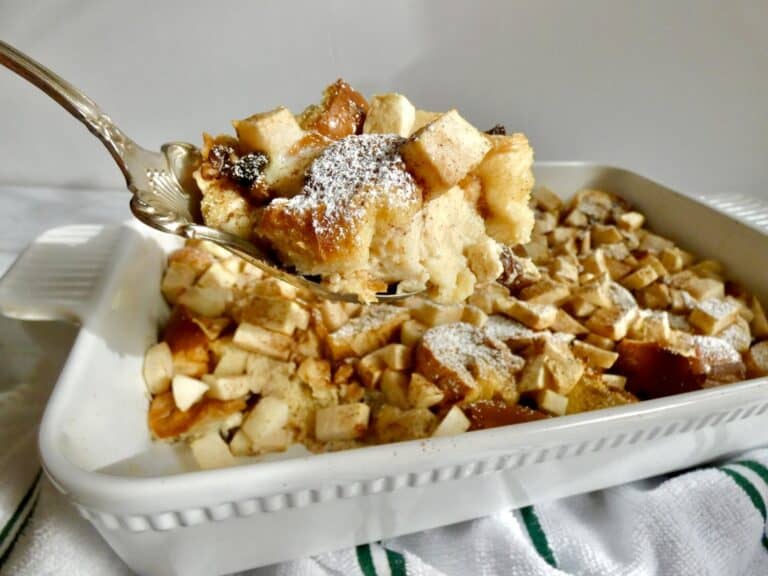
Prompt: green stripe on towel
<box><xmin>719</xmin><ymin>467</ymin><xmax>768</xmax><ymax>552</ymax></box>
<box><xmin>0</xmin><ymin>469</ymin><xmax>41</xmax><ymax>549</ymax></box>
<box><xmin>356</xmin><ymin>544</ymin><xmax>378</xmax><ymax>576</ymax></box>
<box><xmin>520</xmin><ymin>505</ymin><xmax>558</xmax><ymax>568</ymax></box>
<box><xmin>385</xmin><ymin>546</ymin><xmax>407</xmax><ymax>576</ymax></box>
<box><xmin>734</xmin><ymin>460</ymin><xmax>768</xmax><ymax>487</ymax></box>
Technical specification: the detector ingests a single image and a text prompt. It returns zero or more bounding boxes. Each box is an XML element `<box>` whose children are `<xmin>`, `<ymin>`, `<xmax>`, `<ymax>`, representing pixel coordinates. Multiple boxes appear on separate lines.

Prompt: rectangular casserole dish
<box><xmin>1</xmin><ymin>163</ymin><xmax>767</xmax><ymax>576</ymax></box>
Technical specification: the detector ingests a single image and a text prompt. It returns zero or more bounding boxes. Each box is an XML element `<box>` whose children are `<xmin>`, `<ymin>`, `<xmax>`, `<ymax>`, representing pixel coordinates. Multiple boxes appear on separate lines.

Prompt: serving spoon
<box><xmin>0</xmin><ymin>40</ymin><xmax>418</xmax><ymax>303</ymax></box>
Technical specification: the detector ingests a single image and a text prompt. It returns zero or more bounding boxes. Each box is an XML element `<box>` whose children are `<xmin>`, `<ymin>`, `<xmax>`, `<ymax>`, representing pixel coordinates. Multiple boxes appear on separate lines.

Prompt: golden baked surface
<box><xmin>193</xmin><ymin>80</ymin><xmax>535</xmax><ymax>302</ymax></box>
<box><xmin>144</xmin><ymin>187</ymin><xmax>768</xmax><ymax>470</ymax></box>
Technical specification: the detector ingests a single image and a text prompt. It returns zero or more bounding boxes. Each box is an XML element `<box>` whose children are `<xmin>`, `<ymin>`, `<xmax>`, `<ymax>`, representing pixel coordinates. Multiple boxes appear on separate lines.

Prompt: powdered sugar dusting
<box><xmin>331</xmin><ymin>304</ymin><xmax>407</xmax><ymax>340</ymax></box>
<box><xmin>281</xmin><ymin>134</ymin><xmax>417</xmax><ymax>243</ymax></box>
<box><xmin>422</xmin><ymin>322</ymin><xmax>522</xmax><ymax>383</ymax></box>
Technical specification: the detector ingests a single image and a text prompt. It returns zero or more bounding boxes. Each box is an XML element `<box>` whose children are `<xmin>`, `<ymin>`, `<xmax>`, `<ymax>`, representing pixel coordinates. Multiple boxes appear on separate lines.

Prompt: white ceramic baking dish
<box><xmin>1</xmin><ymin>163</ymin><xmax>767</xmax><ymax>576</ymax></box>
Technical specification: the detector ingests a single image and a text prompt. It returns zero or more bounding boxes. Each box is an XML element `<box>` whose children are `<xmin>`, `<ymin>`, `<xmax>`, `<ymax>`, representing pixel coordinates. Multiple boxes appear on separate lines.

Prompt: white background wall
<box><xmin>0</xmin><ymin>0</ymin><xmax>766</xmax><ymax>199</ymax></box>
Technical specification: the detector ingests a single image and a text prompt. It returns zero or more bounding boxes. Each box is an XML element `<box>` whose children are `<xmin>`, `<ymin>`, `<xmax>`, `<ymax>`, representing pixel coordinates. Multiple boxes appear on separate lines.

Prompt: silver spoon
<box><xmin>0</xmin><ymin>40</ymin><xmax>418</xmax><ymax>303</ymax></box>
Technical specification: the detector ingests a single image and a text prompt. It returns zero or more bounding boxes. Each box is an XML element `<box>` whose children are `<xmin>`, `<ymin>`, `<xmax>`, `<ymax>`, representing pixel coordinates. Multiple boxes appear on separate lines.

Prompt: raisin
<box><xmin>485</xmin><ymin>124</ymin><xmax>506</xmax><ymax>135</ymax></box>
<box><xmin>232</xmin><ymin>153</ymin><xmax>268</xmax><ymax>186</ymax></box>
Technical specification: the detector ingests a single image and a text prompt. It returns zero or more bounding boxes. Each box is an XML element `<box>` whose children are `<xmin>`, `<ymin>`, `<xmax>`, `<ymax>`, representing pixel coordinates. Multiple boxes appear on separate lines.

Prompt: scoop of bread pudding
<box><xmin>193</xmin><ymin>80</ymin><xmax>534</xmax><ymax>302</ymax></box>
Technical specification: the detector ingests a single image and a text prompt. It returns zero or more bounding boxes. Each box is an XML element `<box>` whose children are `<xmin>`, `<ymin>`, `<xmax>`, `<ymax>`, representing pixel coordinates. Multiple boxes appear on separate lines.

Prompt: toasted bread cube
<box><xmin>659</xmin><ymin>248</ymin><xmax>686</xmax><ymax>273</ymax></box>
<box><xmin>171</xmin><ymin>375</ymin><xmax>209</xmax><ymax>412</ymax></box>
<box><xmin>586</xmin><ymin>307</ymin><xmax>638</xmax><ymax>341</ymax></box>
<box><xmin>689</xmin><ymin>259</ymin><xmax>724</xmax><ymax>279</ymax></box>
<box><xmin>578</xmin><ymin>279</ymin><xmax>613</xmax><ymax>308</ymax></box>
<box><xmin>498</xmin><ymin>298</ymin><xmax>557</xmax><ymax>330</ymax></box>
<box><xmin>228</xmin><ymin>429</ymin><xmax>252</xmax><ymax>457</ymax></box>
<box><xmin>190</xmin><ymin>432</ymin><xmax>236</xmax><ymax>470</ymax></box>
<box><xmin>242</xmin><ymin>298</ymin><xmax>310</xmax><ymax>336</ymax></box>
<box><xmin>461</xmin><ymin>305</ymin><xmax>488</xmax><ymax>327</ymax></box>
<box><xmin>551</xmin><ymin>256</ymin><xmax>580</xmax><ymax>284</ymax></box>
<box><xmin>569</xmin><ymin>296</ymin><xmax>597</xmax><ymax>318</ymax></box>
<box><xmin>523</xmin><ymin>233</ymin><xmax>550</xmax><ymax>263</ymax></box>
<box><xmin>591</xmin><ymin>225</ymin><xmax>623</xmax><ymax>245</ymax></box>
<box><xmin>408</xmin><ymin>372</ymin><xmax>445</xmax><ymax>408</ymax></box>
<box><xmin>410</xmin><ymin>109</ymin><xmax>441</xmax><ymax>134</ymax></box>
<box><xmin>551</xmin><ymin>309</ymin><xmax>588</xmax><ymax>335</ymax></box>
<box><xmin>465</xmin><ymin>239</ymin><xmax>504</xmax><ymax>283</ymax></box>
<box><xmin>682</xmin><ymin>276</ymin><xmax>725</xmax><ymax>301</ymax></box>
<box><xmin>532</xmin><ymin>186</ymin><xmax>563</xmax><ymax>212</ymax></box>
<box><xmin>357</xmin><ymin>353</ymin><xmax>385</xmax><ymax>388</ymax></box>
<box><xmin>401</xmin><ymin>319</ymin><xmax>428</xmax><ymax>346</ymax></box>
<box><xmin>161</xmin><ymin>263</ymin><xmax>198</xmax><ymax>304</ymax></box>
<box><xmin>214</xmin><ymin>347</ymin><xmax>250</xmax><ymax>376</ymax></box>
<box><xmin>233</xmin><ymin>322</ymin><xmax>293</xmax><ymax>360</ymax></box>
<box><xmin>605</xmin><ymin>258</ymin><xmax>634</xmax><ymax>281</ymax></box>
<box><xmin>563</xmin><ymin>209</ymin><xmax>588</xmax><ymax>228</ymax></box>
<box><xmin>582</xmin><ymin>249</ymin><xmax>608</xmax><ymax>276</ymax></box>
<box><xmin>327</xmin><ymin>306</ymin><xmax>410</xmax><ymax>360</ymax></box>
<box><xmin>566</xmin><ymin>375</ymin><xmax>638</xmax><ymax>414</ymax></box>
<box><xmin>617</xmin><ymin>211</ymin><xmax>645</xmax><ymax>230</ymax></box>
<box><xmin>318</xmin><ymin>301</ymin><xmax>349</xmax><ymax>332</ymax></box>
<box><xmin>241</xmin><ymin>396</ymin><xmax>290</xmax><ymax>445</ymax></box>
<box><xmin>629</xmin><ymin>311</ymin><xmax>672</xmax><ymax>343</ymax></box>
<box><xmin>296</xmin><ymin>357</ymin><xmax>331</xmax><ymax>387</ymax></box>
<box><xmin>533</xmin><ymin>389</ymin><xmax>568</xmax><ymax>416</ymax></box>
<box><xmin>637</xmin><ymin>254</ymin><xmax>667</xmax><ymax>278</ymax></box>
<box><xmin>410</xmin><ymin>299</ymin><xmax>464</xmax><ymax>327</ymax></box>
<box><xmin>639</xmin><ymin>283</ymin><xmax>671</xmax><ymax>310</ymax></box>
<box><xmin>178</xmin><ymin>286</ymin><xmax>228</xmax><ymax>317</ymax></box>
<box><xmin>750</xmin><ymin>297</ymin><xmax>768</xmax><ymax>338</ymax></box>
<box><xmin>639</xmin><ymin>232</ymin><xmax>674</xmax><ymax>253</ymax></box>
<box><xmin>143</xmin><ymin>342</ymin><xmax>174</xmax><ymax>394</ymax></box>
<box><xmin>246</xmin><ymin>354</ymin><xmax>294</xmax><ymax>393</ymax></box>
<box><xmin>601</xmin><ymin>374</ymin><xmax>627</xmax><ymax>390</ymax></box>
<box><xmin>380</xmin><ymin>370</ymin><xmax>410</xmax><ymax>409</ymax></box>
<box><xmin>533</xmin><ymin>210</ymin><xmax>557</xmax><ymax>235</ymax></box>
<box><xmin>689</xmin><ymin>298</ymin><xmax>740</xmax><ymax>335</ymax></box>
<box><xmin>572</xmin><ymin>340</ymin><xmax>619</xmax><ymax>370</ymax></box>
<box><xmin>519</xmin><ymin>356</ymin><xmax>550</xmax><ymax>393</ymax></box>
<box><xmin>520</xmin><ymin>279</ymin><xmax>571</xmax><ymax>305</ymax></box>
<box><xmin>718</xmin><ymin>317</ymin><xmax>752</xmax><ymax>353</ymax></box>
<box><xmin>315</xmin><ymin>403</ymin><xmax>370</xmax><ymax>442</ymax></box>
<box><xmin>541</xmin><ymin>341</ymin><xmax>584</xmax><ymax>395</ymax></box>
<box><xmin>432</xmin><ymin>405</ymin><xmax>471</xmax><ymax>437</ymax></box>
<box><xmin>196</xmin><ymin>262</ymin><xmax>238</xmax><ymax>291</ymax></box>
<box><xmin>202</xmin><ymin>374</ymin><xmax>252</xmax><ymax>400</ymax></box>
<box><xmin>585</xmin><ymin>333</ymin><xmax>615</xmax><ymax>350</ymax></box>
<box><xmin>746</xmin><ymin>341</ymin><xmax>768</xmax><ymax>377</ymax></box>
<box><xmin>401</xmin><ymin>110</ymin><xmax>491</xmax><ymax>194</ymax></box>
<box><xmin>621</xmin><ymin>266</ymin><xmax>659</xmax><ymax>290</ymax></box>
<box><xmin>551</xmin><ymin>226</ymin><xmax>578</xmax><ymax>246</ymax></box>
<box><xmin>233</xmin><ymin>107</ymin><xmax>304</xmax><ymax>157</ymax></box>
<box><xmin>363</xmin><ymin>93</ymin><xmax>416</xmax><ymax>137</ymax></box>
<box><xmin>375</xmin><ymin>344</ymin><xmax>413</xmax><ymax>371</ymax></box>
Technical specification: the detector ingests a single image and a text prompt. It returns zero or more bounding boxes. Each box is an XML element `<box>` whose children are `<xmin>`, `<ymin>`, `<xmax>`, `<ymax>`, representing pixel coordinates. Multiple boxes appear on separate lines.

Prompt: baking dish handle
<box><xmin>0</xmin><ymin>225</ymin><xmax>119</xmax><ymax>323</ymax></box>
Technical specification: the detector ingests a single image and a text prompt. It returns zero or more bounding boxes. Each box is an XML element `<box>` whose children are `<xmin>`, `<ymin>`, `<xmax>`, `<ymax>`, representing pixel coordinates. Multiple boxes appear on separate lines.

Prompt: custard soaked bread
<box><xmin>144</xmin><ymin>187</ymin><xmax>768</xmax><ymax>469</ymax></box>
<box><xmin>193</xmin><ymin>80</ymin><xmax>535</xmax><ymax>302</ymax></box>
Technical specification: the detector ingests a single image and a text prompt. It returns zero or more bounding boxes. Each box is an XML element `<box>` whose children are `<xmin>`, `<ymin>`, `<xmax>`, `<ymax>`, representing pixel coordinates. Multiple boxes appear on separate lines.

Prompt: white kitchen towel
<box><xmin>2</xmin><ymin>361</ymin><xmax>768</xmax><ymax>576</ymax></box>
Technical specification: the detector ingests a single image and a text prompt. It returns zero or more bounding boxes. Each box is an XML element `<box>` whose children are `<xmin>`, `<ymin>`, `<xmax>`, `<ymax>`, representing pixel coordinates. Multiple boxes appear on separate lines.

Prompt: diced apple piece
<box><xmin>315</xmin><ymin>403</ymin><xmax>371</xmax><ymax>441</ymax></box>
<box><xmin>172</xmin><ymin>375</ymin><xmax>209</xmax><ymax>412</ymax></box>
<box><xmin>363</xmin><ymin>93</ymin><xmax>416</xmax><ymax>137</ymax></box>
<box><xmin>190</xmin><ymin>432</ymin><xmax>236</xmax><ymax>470</ymax></box>
<box><xmin>432</xmin><ymin>405</ymin><xmax>471</xmax><ymax>437</ymax></box>
<box><xmin>143</xmin><ymin>342</ymin><xmax>174</xmax><ymax>394</ymax></box>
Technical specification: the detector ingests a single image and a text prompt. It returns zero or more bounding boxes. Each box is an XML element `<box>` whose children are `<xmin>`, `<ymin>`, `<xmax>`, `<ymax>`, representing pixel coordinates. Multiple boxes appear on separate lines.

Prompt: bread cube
<box><xmin>551</xmin><ymin>309</ymin><xmax>588</xmax><ymax>335</ymax></box>
<box><xmin>363</xmin><ymin>93</ymin><xmax>416</xmax><ymax>136</ymax></box>
<box><xmin>401</xmin><ymin>110</ymin><xmax>491</xmax><ymax>195</ymax></box>
<box><xmin>315</xmin><ymin>403</ymin><xmax>371</xmax><ymax>442</ymax></box>
<box><xmin>461</xmin><ymin>305</ymin><xmax>488</xmax><ymax>328</ymax></box>
<box><xmin>327</xmin><ymin>305</ymin><xmax>410</xmax><ymax>360</ymax></box>
<box><xmin>497</xmin><ymin>298</ymin><xmax>557</xmax><ymax>330</ymax></box>
<box><xmin>601</xmin><ymin>374</ymin><xmax>627</xmax><ymax>390</ymax></box>
<box><xmin>172</xmin><ymin>375</ymin><xmax>209</xmax><ymax>412</ymax></box>
<box><xmin>689</xmin><ymin>298</ymin><xmax>740</xmax><ymax>335</ymax></box>
<box><xmin>520</xmin><ymin>278</ymin><xmax>571</xmax><ymax>306</ymax></box>
<box><xmin>202</xmin><ymin>374</ymin><xmax>251</xmax><ymax>401</ymax></box>
<box><xmin>178</xmin><ymin>286</ymin><xmax>228</xmax><ymax>318</ymax></box>
<box><xmin>380</xmin><ymin>370</ymin><xmax>410</xmax><ymax>409</ymax></box>
<box><xmin>233</xmin><ymin>107</ymin><xmax>304</xmax><ymax>157</ymax></box>
<box><xmin>241</xmin><ymin>298</ymin><xmax>310</xmax><ymax>336</ymax></box>
<box><xmin>617</xmin><ymin>211</ymin><xmax>645</xmax><ymax>230</ymax></box>
<box><xmin>241</xmin><ymin>396</ymin><xmax>290</xmax><ymax>445</ymax></box>
<box><xmin>586</xmin><ymin>307</ymin><xmax>638</xmax><ymax>341</ymax></box>
<box><xmin>533</xmin><ymin>389</ymin><xmax>568</xmax><ymax>416</ymax></box>
<box><xmin>408</xmin><ymin>372</ymin><xmax>445</xmax><ymax>408</ymax></box>
<box><xmin>213</xmin><ymin>347</ymin><xmax>250</xmax><ymax>376</ymax></box>
<box><xmin>161</xmin><ymin>263</ymin><xmax>197</xmax><ymax>304</ymax></box>
<box><xmin>196</xmin><ymin>262</ymin><xmax>238</xmax><ymax>291</ymax></box>
<box><xmin>572</xmin><ymin>340</ymin><xmax>619</xmax><ymax>370</ymax></box>
<box><xmin>410</xmin><ymin>299</ymin><xmax>464</xmax><ymax>327</ymax></box>
<box><xmin>532</xmin><ymin>186</ymin><xmax>563</xmax><ymax>212</ymax></box>
<box><xmin>746</xmin><ymin>341</ymin><xmax>768</xmax><ymax>378</ymax></box>
<box><xmin>401</xmin><ymin>319</ymin><xmax>427</xmax><ymax>346</ymax></box>
<box><xmin>432</xmin><ymin>405</ymin><xmax>471</xmax><ymax>437</ymax></box>
<box><xmin>620</xmin><ymin>266</ymin><xmax>659</xmax><ymax>290</ymax></box>
<box><xmin>681</xmin><ymin>276</ymin><xmax>725</xmax><ymax>301</ymax></box>
<box><xmin>143</xmin><ymin>342</ymin><xmax>174</xmax><ymax>394</ymax></box>
<box><xmin>750</xmin><ymin>297</ymin><xmax>768</xmax><ymax>338</ymax></box>
<box><xmin>190</xmin><ymin>432</ymin><xmax>236</xmax><ymax>470</ymax></box>
<box><xmin>233</xmin><ymin>322</ymin><xmax>293</xmax><ymax>360</ymax></box>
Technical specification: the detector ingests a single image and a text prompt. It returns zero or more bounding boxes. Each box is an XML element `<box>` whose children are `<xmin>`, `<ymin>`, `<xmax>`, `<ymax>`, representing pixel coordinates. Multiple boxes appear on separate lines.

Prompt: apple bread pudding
<box><xmin>193</xmin><ymin>80</ymin><xmax>534</xmax><ymax>302</ymax></box>
<box><xmin>143</xmin><ymin>187</ymin><xmax>768</xmax><ymax>470</ymax></box>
